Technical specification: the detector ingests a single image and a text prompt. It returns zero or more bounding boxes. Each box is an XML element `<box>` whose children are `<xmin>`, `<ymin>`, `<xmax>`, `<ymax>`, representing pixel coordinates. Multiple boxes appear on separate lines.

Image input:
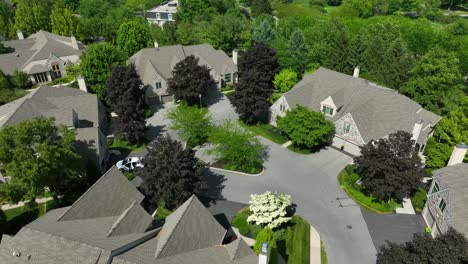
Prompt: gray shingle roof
<box><xmin>433</xmin><ymin>163</ymin><xmax>468</xmax><ymax>235</ymax></box>
<box><xmin>129</xmin><ymin>44</ymin><xmax>237</xmax><ymax>83</ymax></box>
<box><xmin>282</xmin><ymin>67</ymin><xmax>441</xmax><ymax>144</ymax></box>
<box><xmin>0</xmin><ymin>30</ymin><xmax>83</xmax><ymax>75</ymax></box>
<box><xmin>226</xmin><ymin>238</ymin><xmax>255</xmax><ymax>260</ymax></box>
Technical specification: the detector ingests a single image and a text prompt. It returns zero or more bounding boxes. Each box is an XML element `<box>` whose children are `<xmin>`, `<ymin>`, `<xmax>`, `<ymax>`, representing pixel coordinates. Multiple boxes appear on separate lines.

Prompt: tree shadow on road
<box><xmin>145</xmin><ymin>124</ymin><xmax>167</xmax><ymax>142</ymax></box>
<box><xmin>200</xmin><ymin>169</ymin><xmax>227</xmax><ymax>204</ymax></box>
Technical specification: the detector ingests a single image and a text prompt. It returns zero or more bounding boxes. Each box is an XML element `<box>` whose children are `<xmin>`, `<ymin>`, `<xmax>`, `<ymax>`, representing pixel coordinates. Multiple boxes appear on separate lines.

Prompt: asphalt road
<box><xmin>143</xmin><ymin>93</ymin><xmax>377</xmax><ymax>263</ymax></box>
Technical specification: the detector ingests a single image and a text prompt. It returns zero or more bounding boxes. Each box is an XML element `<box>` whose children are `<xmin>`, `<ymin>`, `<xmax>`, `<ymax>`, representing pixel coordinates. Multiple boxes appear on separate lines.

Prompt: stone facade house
<box><xmin>0</xmin><ymin>30</ymin><xmax>84</xmax><ymax>84</ymax></box>
<box><xmin>270</xmin><ymin>67</ymin><xmax>441</xmax><ymax>156</ymax></box>
<box><xmin>0</xmin><ymin>166</ymin><xmax>259</xmax><ymax>264</ymax></box>
<box><xmin>422</xmin><ymin>144</ymin><xmax>468</xmax><ymax>237</ymax></box>
<box><xmin>0</xmin><ymin>85</ymin><xmax>109</xmax><ymax>172</ymax></box>
<box><xmin>129</xmin><ymin>44</ymin><xmax>238</xmax><ymax>105</ymax></box>
<box><xmin>146</xmin><ymin>0</ymin><xmax>178</xmax><ymax>26</ymax></box>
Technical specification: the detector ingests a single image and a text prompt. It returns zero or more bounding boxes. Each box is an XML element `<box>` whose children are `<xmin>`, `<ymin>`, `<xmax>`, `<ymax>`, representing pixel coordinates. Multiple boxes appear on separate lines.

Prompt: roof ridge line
<box><xmin>154</xmin><ymin>195</ymin><xmax>195</xmax><ymax>259</ymax></box>
<box><xmin>107</xmin><ymin>200</ymin><xmax>138</xmax><ymax>237</ymax></box>
<box><xmin>2</xmin><ymin>85</ymin><xmax>44</xmax><ymax>126</ymax></box>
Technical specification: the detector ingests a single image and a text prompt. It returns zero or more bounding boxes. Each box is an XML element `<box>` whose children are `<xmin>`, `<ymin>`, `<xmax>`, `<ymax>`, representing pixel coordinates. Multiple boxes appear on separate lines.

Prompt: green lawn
<box><xmin>2</xmin><ymin>200</ymin><xmax>56</xmax><ymax>234</ymax></box>
<box><xmin>321</xmin><ymin>241</ymin><xmax>328</xmax><ymax>264</ymax></box>
<box><xmin>110</xmin><ymin>138</ymin><xmax>146</xmax><ymax>153</ymax></box>
<box><xmin>239</xmin><ymin>121</ymin><xmax>289</xmax><ymax>145</ymax></box>
<box><xmin>155</xmin><ymin>204</ymin><xmax>172</xmax><ymax>221</ymax></box>
<box><xmin>231</xmin><ymin>208</ymin><xmax>262</xmax><ymax>239</ymax></box>
<box><xmin>338</xmin><ymin>165</ymin><xmax>401</xmax><ymax>213</ymax></box>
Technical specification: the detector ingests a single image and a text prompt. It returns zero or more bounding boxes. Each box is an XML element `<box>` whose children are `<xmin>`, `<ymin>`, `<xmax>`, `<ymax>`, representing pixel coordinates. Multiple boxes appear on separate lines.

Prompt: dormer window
<box><xmin>343</xmin><ymin>123</ymin><xmax>351</xmax><ymax>133</ymax></box>
<box><xmin>438</xmin><ymin>198</ymin><xmax>447</xmax><ymax>212</ymax></box>
<box><xmin>280</xmin><ymin>104</ymin><xmax>286</xmax><ymax>112</ymax></box>
<box><xmin>322</xmin><ymin>105</ymin><xmax>334</xmax><ymax>116</ymax></box>
<box><xmin>432</xmin><ymin>182</ymin><xmax>440</xmax><ymax>193</ymax></box>
<box><xmin>155</xmin><ymin>82</ymin><xmax>162</xmax><ymax>89</ymax></box>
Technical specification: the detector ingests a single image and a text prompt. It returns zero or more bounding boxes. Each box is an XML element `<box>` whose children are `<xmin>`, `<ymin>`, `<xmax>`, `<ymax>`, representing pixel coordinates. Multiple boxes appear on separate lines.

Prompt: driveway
<box><xmin>212</xmin><ymin>138</ymin><xmax>377</xmax><ymax>264</ymax></box>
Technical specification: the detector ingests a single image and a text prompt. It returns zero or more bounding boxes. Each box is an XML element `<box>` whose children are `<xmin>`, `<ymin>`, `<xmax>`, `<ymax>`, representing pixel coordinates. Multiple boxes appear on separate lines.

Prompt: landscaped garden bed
<box><xmin>232</xmin><ymin>208</ymin><xmax>310</xmax><ymax>264</ymax></box>
<box><xmin>338</xmin><ymin>165</ymin><xmax>401</xmax><ymax>213</ymax></box>
<box><xmin>210</xmin><ymin>160</ymin><xmax>263</xmax><ymax>175</ymax></box>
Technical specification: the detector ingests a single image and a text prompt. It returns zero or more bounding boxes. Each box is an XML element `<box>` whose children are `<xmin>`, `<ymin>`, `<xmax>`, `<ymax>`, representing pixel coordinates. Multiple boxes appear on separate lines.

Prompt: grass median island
<box><xmin>338</xmin><ymin>165</ymin><xmax>401</xmax><ymax>213</ymax></box>
<box><xmin>239</xmin><ymin>121</ymin><xmax>289</xmax><ymax>145</ymax></box>
<box><xmin>109</xmin><ymin>138</ymin><xmax>146</xmax><ymax>153</ymax></box>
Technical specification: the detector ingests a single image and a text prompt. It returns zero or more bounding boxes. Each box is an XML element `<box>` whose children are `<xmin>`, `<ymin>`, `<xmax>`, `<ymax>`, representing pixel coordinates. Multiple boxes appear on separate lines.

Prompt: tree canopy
<box><xmin>106</xmin><ymin>64</ymin><xmax>146</xmax><ymax>144</ymax></box>
<box><xmin>277</xmin><ymin>106</ymin><xmax>335</xmax><ymax>150</ymax></box>
<box><xmin>273</xmin><ymin>69</ymin><xmax>298</xmax><ymax>93</ymax></box>
<box><xmin>354</xmin><ymin>131</ymin><xmax>425</xmax><ymax>202</ymax></box>
<box><xmin>51</xmin><ymin>0</ymin><xmax>78</xmax><ymax>36</ymax></box>
<box><xmin>0</xmin><ymin>117</ymin><xmax>84</xmax><ymax>203</ymax></box>
<box><xmin>117</xmin><ymin>19</ymin><xmax>153</xmax><ymax>57</ymax></box>
<box><xmin>167</xmin><ymin>55</ymin><xmax>215</xmax><ymax>105</ymax></box>
<box><xmin>14</xmin><ymin>0</ymin><xmax>52</xmax><ymax>36</ymax></box>
<box><xmin>138</xmin><ymin>135</ymin><xmax>206</xmax><ymax>209</ymax></box>
<box><xmin>80</xmin><ymin>43</ymin><xmax>127</xmax><ymax>99</ymax></box>
<box><xmin>377</xmin><ymin>227</ymin><xmax>468</xmax><ymax>264</ymax></box>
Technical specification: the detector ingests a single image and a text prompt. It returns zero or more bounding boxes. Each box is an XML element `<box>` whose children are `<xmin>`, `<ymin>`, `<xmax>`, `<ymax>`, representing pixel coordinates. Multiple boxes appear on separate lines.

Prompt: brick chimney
<box><xmin>447</xmin><ymin>144</ymin><xmax>468</xmax><ymax>166</ymax></box>
<box><xmin>353</xmin><ymin>66</ymin><xmax>360</xmax><ymax>78</ymax></box>
<box><xmin>17</xmin><ymin>30</ymin><xmax>24</xmax><ymax>40</ymax></box>
<box><xmin>258</xmin><ymin>243</ymin><xmax>269</xmax><ymax>264</ymax></box>
<box><xmin>71</xmin><ymin>35</ymin><xmax>79</xmax><ymax>50</ymax></box>
<box><xmin>77</xmin><ymin>76</ymin><xmax>87</xmax><ymax>93</ymax></box>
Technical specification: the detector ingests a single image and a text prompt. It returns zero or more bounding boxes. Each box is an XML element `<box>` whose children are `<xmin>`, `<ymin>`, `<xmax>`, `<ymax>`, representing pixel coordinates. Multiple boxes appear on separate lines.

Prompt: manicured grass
<box><xmin>286</xmin><ymin>215</ymin><xmax>310</xmax><ymax>264</ymax></box>
<box><xmin>338</xmin><ymin>165</ymin><xmax>401</xmax><ymax>213</ymax></box>
<box><xmin>110</xmin><ymin>138</ymin><xmax>146</xmax><ymax>153</ymax></box>
<box><xmin>155</xmin><ymin>204</ymin><xmax>172</xmax><ymax>221</ymax></box>
<box><xmin>321</xmin><ymin>241</ymin><xmax>328</xmax><ymax>264</ymax></box>
<box><xmin>411</xmin><ymin>187</ymin><xmax>427</xmax><ymax>214</ymax></box>
<box><xmin>2</xmin><ymin>200</ymin><xmax>56</xmax><ymax>234</ymax></box>
<box><xmin>231</xmin><ymin>208</ymin><xmax>262</xmax><ymax>239</ymax></box>
<box><xmin>239</xmin><ymin>121</ymin><xmax>288</xmax><ymax>145</ymax></box>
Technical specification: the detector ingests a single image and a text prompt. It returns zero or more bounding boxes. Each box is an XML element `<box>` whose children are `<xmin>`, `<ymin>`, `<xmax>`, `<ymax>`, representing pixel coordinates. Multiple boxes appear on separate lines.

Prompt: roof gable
<box><xmin>154</xmin><ymin>195</ymin><xmax>226</xmax><ymax>259</ymax></box>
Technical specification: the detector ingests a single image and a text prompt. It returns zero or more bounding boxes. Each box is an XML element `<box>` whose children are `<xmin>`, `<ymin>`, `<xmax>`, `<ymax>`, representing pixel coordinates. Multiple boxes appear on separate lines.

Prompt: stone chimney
<box><xmin>353</xmin><ymin>66</ymin><xmax>360</xmax><ymax>78</ymax></box>
<box><xmin>447</xmin><ymin>144</ymin><xmax>468</xmax><ymax>166</ymax></box>
<box><xmin>232</xmin><ymin>50</ymin><xmax>238</xmax><ymax>65</ymax></box>
<box><xmin>77</xmin><ymin>76</ymin><xmax>87</xmax><ymax>93</ymax></box>
<box><xmin>71</xmin><ymin>35</ymin><xmax>79</xmax><ymax>50</ymax></box>
<box><xmin>154</xmin><ymin>41</ymin><xmax>159</xmax><ymax>48</ymax></box>
<box><xmin>411</xmin><ymin>119</ymin><xmax>424</xmax><ymax>144</ymax></box>
<box><xmin>258</xmin><ymin>243</ymin><xmax>269</xmax><ymax>264</ymax></box>
<box><xmin>17</xmin><ymin>30</ymin><xmax>24</xmax><ymax>40</ymax></box>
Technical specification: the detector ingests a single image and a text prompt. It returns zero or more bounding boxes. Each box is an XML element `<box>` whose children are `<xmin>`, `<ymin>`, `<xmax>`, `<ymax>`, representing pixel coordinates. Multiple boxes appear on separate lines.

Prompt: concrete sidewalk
<box><xmin>2</xmin><ymin>197</ymin><xmax>53</xmax><ymax>210</ymax></box>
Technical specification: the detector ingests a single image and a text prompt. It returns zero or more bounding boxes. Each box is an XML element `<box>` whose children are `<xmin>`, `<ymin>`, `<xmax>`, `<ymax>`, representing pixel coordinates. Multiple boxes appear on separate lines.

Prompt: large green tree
<box><xmin>251</xmin><ymin>0</ymin><xmax>272</xmax><ymax>17</ymax></box>
<box><xmin>0</xmin><ymin>117</ymin><xmax>84</xmax><ymax>203</ymax></box>
<box><xmin>277</xmin><ymin>106</ymin><xmax>335</xmax><ymax>150</ymax></box>
<box><xmin>167</xmin><ymin>55</ymin><xmax>215</xmax><ymax>105</ymax></box>
<box><xmin>50</xmin><ymin>0</ymin><xmax>78</xmax><ymax>36</ymax></box>
<box><xmin>203</xmin><ymin>10</ymin><xmax>251</xmax><ymax>52</ymax></box>
<box><xmin>273</xmin><ymin>69</ymin><xmax>298</xmax><ymax>93</ymax></box>
<box><xmin>14</xmin><ymin>0</ymin><xmax>52</xmax><ymax>36</ymax></box>
<box><xmin>117</xmin><ymin>19</ymin><xmax>153</xmax><ymax>57</ymax></box>
<box><xmin>167</xmin><ymin>102</ymin><xmax>213</xmax><ymax>146</ymax></box>
<box><xmin>80</xmin><ymin>43</ymin><xmax>127</xmax><ymax>99</ymax></box>
<box><xmin>354</xmin><ymin>131</ymin><xmax>425</xmax><ymax>202</ymax></box>
<box><xmin>288</xmin><ymin>30</ymin><xmax>309</xmax><ymax>74</ymax></box>
<box><xmin>401</xmin><ymin>48</ymin><xmax>464</xmax><ymax>115</ymax></box>
<box><xmin>106</xmin><ymin>64</ymin><xmax>146</xmax><ymax>144</ymax></box>
<box><xmin>253</xmin><ymin>19</ymin><xmax>276</xmax><ymax>44</ymax></box>
<box><xmin>0</xmin><ymin>1</ymin><xmax>14</xmax><ymax>39</ymax></box>
<box><xmin>138</xmin><ymin>135</ymin><xmax>206</xmax><ymax>209</ymax></box>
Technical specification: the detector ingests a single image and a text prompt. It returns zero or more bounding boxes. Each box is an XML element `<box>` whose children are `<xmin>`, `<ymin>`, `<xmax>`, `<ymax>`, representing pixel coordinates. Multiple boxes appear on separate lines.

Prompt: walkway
<box><xmin>2</xmin><ymin>197</ymin><xmax>53</xmax><ymax>211</ymax></box>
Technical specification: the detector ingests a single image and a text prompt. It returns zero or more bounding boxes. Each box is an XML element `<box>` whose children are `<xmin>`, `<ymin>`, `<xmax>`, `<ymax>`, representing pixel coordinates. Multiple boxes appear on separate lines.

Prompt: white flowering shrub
<box><xmin>247</xmin><ymin>191</ymin><xmax>292</xmax><ymax>229</ymax></box>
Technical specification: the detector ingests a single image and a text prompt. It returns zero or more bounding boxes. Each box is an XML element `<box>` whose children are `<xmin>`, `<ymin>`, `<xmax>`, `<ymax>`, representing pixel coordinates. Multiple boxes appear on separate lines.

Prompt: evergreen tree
<box><xmin>167</xmin><ymin>55</ymin><xmax>215</xmax><ymax>106</ymax></box>
<box><xmin>354</xmin><ymin>131</ymin><xmax>425</xmax><ymax>202</ymax></box>
<box><xmin>106</xmin><ymin>64</ymin><xmax>146</xmax><ymax>144</ymax></box>
<box><xmin>251</xmin><ymin>0</ymin><xmax>273</xmax><ymax>17</ymax></box>
<box><xmin>230</xmin><ymin>43</ymin><xmax>280</xmax><ymax>123</ymax></box>
<box><xmin>12</xmin><ymin>70</ymin><xmax>32</xmax><ymax>89</ymax></box>
<box><xmin>51</xmin><ymin>0</ymin><xmax>78</xmax><ymax>36</ymax></box>
<box><xmin>322</xmin><ymin>19</ymin><xmax>352</xmax><ymax>74</ymax></box>
<box><xmin>253</xmin><ymin>20</ymin><xmax>276</xmax><ymax>44</ymax></box>
<box><xmin>14</xmin><ymin>0</ymin><xmax>52</xmax><ymax>36</ymax></box>
<box><xmin>117</xmin><ymin>20</ymin><xmax>153</xmax><ymax>57</ymax></box>
<box><xmin>0</xmin><ymin>1</ymin><xmax>14</xmax><ymax>39</ymax></box>
<box><xmin>138</xmin><ymin>135</ymin><xmax>206</xmax><ymax>209</ymax></box>
<box><xmin>288</xmin><ymin>30</ymin><xmax>309</xmax><ymax>74</ymax></box>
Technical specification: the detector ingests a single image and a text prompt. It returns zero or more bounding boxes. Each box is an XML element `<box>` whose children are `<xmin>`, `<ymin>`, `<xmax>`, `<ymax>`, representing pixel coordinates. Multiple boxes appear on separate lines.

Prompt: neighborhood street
<box><xmin>144</xmin><ymin>93</ymin><xmax>377</xmax><ymax>264</ymax></box>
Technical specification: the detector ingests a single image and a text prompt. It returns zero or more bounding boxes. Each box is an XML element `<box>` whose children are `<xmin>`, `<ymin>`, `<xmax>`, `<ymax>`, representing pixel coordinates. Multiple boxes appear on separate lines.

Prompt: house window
<box><xmin>432</xmin><ymin>182</ymin><xmax>440</xmax><ymax>193</ymax></box>
<box><xmin>343</xmin><ymin>123</ymin><xmax>352</xmax><ymax>133</ymax></box>
<box><xmin>52</xmin><ymin>64</ymin><xmax>61</xmax><ymax>78</ymax></box>
<box><xmin>224</xmin><ymin>74</ymin><xmax>232</xmax><ymax>83</ymax></box>
<box><xmin>168</xmin><ymin>13</ymin><xmax>173</xmax><ymax>20</ymax></box>
<box><xmin>280</xmin><ymin>104</ymin><xmax>285</xmax><ymax>112</ymax></box>
<box><xmin>156</xmin><ymin>13</ymin><xmax>160</xmax><ymax>19</ymax></box>
<box><xmin>322</xmin><ymin>105</ymin><xmax>334</xmax><ymax>116</ymax></box>
<box><xmin>155</xmin><ymin>82</ymin><xmax>162</xmax><ymax>89</ymax></box>
<box><xmin>438</xmin><ymin>198</ymin><xmax>447</xmax><ymax>212</ymax></box>
<box><xmin>33</xmin><ymin>72</ymin><xmax>48</xmax><ymax>83</ymax></box>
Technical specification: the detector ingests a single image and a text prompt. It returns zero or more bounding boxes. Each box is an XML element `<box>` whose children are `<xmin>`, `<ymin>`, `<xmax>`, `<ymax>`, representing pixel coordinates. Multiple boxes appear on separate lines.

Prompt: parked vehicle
<box><xmin>116</xmin><ymin>157</ymin><xmax>144</xmax><ymax>172</ymax></box>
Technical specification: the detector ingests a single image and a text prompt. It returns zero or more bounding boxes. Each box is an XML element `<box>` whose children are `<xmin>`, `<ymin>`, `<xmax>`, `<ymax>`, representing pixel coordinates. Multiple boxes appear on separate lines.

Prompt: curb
<box><xmin>209</xmin><ymin>166</ymin><xmax>265</xmax><ymax>177</ymax></box>
<box><xmin>310</xmin><ymin>224</ymin><xmax>321</xmax><ymax>264</ymax></box>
